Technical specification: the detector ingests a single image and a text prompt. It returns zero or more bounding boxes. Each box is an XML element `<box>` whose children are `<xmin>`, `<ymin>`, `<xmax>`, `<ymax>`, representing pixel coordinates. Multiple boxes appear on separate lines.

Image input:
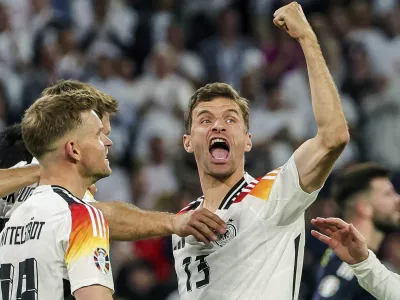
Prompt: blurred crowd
<box><xmin>0</xmin><ymin>0</ymin><xmax>399</xmax><ymax>299</ymax></box>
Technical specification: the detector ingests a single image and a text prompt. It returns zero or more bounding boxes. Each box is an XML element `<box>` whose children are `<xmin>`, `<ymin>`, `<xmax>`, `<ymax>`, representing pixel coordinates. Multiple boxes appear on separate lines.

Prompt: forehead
<box><xmin>81</xmin><ymin>110</ymin><xmax>102</xmax><ymax>131</ymax></box>
<box><xmin>193</xmin><ymin>97</ymin><xmax>241</xmax><ymax>115</ymax></box>
<box><xmin>370</xmin><ymin>177</ymin><xmax>393</xmax><ymax>192</ymax></box>
<box><xmin>101</xmin><ymin>112</ymin><xmax>111</xmax><ymax>134</ymax></box>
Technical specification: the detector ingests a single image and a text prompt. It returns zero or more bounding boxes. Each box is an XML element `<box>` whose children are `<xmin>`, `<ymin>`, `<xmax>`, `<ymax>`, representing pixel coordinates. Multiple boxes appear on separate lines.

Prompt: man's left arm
<box><xmin>91</xmin><ymin>201</ymin><xmax>226</xmax><ymax>243</ymax></box>
<box><xmin>274</xmin><ymin>2</ymin><xmax>349</xmax><ymax>193</ymax></box>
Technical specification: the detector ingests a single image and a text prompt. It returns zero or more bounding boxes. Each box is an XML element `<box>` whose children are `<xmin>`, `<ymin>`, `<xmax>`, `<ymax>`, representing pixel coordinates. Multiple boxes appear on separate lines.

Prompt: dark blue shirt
<box><xmin>312</xmin><ymin>249</ymin><xmax>375</xmax><ymax>300</ymax></box>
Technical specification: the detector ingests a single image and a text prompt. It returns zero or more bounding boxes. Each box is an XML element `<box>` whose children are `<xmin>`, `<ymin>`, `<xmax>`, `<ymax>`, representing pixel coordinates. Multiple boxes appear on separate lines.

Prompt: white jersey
<box><xmin>350</xmin><ymin>250</ymin><xmax>400</xmax><ymax>300</ymax></box>
<box><xmin>0</xmin><ymin>185</ymin><xmax>113</xmax><ymax>300</ymax></box>
<box><xmin>0</xmin><ymin>158</ymin><xmax>96</xmax><ymax>231</ymax></box>
<box><xmin>172</xmin><ymin>155</ymin><xmax>321</xmax><ymax>300</ymax></box>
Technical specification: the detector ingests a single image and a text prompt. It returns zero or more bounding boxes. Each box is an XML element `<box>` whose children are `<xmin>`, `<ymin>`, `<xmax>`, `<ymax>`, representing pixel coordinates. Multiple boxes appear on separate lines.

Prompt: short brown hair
<box><xmin>22</xmin><ymin>92</ymin><xmax>99</xmax><ymax>159</ymax></box>
<box><xmin>332</xmin><ymin>163</ymin><xmax>391</xmax><ymax>209</ymax></box>
<box><xmin>184</xmin><ymin>83</ymin><xmax>250</xmax><ymax>134</ymax></box>
<box><xmin>41</xmin><ymin>80</ymin><xmax>118</xmax><ymax>119</ymax></box>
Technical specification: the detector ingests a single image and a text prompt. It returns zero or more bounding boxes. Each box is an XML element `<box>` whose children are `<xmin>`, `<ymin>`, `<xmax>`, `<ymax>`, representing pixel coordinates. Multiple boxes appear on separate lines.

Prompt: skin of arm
<box><xmin>0</xmin><ymin>165</ymin><xmax>40</xmax><ymax>198</ymax></box>
<box><xmin>74</xmin><ymin>285</ymin><xmax>113</xmax><ymax>300</ymax></box>
<box><xmin>92</xmin><ymin>201</ymin><xmax>227</xmax><ymax>243</ymax></box>
<box><xmin>273</xmin><ymin>2</ymin><xmax>349</xmax><ymax>193</ymax></box>
<box><xmin>0</xmin><ymin>166</ymin><xmax>226</xmax><ymax>243</ymax></box>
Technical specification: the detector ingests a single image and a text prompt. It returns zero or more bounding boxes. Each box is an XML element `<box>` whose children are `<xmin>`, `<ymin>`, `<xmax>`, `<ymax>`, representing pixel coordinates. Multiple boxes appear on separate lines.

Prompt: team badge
<box><xmin>94</xmin><ymin>248</ymin><xmax>110</xmax><ymax>274</ymax></box>
<box><xmin>318</xmin><ymin>275</ymin><xmax>340</xmax><ymax>297</ymax></box>
<box><xmin>214</xmin><ymin>219</ymin><xmax>237</xmax><ymax>247</ymax></box>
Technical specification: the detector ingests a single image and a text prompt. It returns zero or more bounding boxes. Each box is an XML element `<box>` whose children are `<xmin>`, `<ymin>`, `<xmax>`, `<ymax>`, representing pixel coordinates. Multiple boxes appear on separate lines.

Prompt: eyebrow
<box><xmin>225</xmin><ymin>109</ymin><xmax>241</xmax><ymax>117</ymax></box>
<box><xmin>196</xmin><ymin>108</ymin><xmax>241</xmax><ymax>118</ymax></box>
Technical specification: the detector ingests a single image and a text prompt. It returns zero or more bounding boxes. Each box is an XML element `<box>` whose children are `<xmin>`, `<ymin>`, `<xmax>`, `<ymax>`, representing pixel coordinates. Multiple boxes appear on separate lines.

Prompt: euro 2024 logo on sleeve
<box><xmin>94</xmin><ymin>248</ymin><xmax>110</xmax><ymax>275</ymax></box>
<box><xmin>214</xmin><ymin>219</ymin><xmax>237</xmax><ymax>247</ymax></box>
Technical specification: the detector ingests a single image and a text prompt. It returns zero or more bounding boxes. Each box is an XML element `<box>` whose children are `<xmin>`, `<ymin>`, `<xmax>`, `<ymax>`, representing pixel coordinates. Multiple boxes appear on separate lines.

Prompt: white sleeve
<box><xmin>256</xmin><ymin>154</ymin><xmax>322</xmax><ymax>226</ymax></box>
<box><xmin>82</xmin><ymin>190</ymin><xmax>98</xmax><ymax>203</ymax></box>
<box><xmin>350</xmin><ymin>250</ymin><xmax>400</xmax><ymax>300</ymax></box>
<box><xmin>64</xmin><ymin>203</ymin><xmax>114</xmax><ymax>295</ymax></box>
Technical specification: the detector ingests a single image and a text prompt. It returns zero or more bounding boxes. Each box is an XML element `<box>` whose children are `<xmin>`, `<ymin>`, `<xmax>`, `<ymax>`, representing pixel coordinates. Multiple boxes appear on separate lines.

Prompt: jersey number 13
<box><xmin>182</xmin><ymin>255</ymin><xmax>210</xmax><ymax>292</ymax></box>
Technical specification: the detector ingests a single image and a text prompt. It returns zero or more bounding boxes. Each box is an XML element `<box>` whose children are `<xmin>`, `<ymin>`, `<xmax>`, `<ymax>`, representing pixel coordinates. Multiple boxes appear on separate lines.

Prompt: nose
<box><xmin>101</xmin><ymin>133</ymin><xmax>113</xmax><ymax>147</ymax></box>
<box><xmin>211</xmin><ymin>118</ymin><xmax>226</xmax><ymax>132</ymax></box>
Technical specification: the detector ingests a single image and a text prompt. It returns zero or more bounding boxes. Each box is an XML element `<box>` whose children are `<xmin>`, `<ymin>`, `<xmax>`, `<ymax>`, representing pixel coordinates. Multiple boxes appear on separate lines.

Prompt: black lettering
<box><xmin>20</xmin><ymin>224</ymin><xmax>25</xmax><ymax>244</ymax></box>
<box><xmin>8</xmin><ymin>227</ymin><xmax>16</xmax><ymax>244</ymax></box>
<box><xmin>36</xmin><ymin>222</ymin><xmax>45</xmax><ymax>239</ymax></box>
<box><xmin>0</xmin><ymin>228</ymin><xmax>7</xmax><ymax>246</ymax></box>
<box><xmin>17</xmin><ymin>187</ymin><xmax>34</xmax><ymax>203</ymax></box>
<box><xmin>4</xmin><ymin>193</ymin><xmax>15</xmax><ymax>204</ymax></box>
<box><xmin>26</xmin><ymin>222</ymin><xmax>32</xmax><ymax>239</ymax></box>
<box><xmin>14</xmin><ymin>226</ymin><xmax>21</xmax><ymax>245</ymax></box>
<box><xmin>30</xmin><ymin>222</ymin><xmax>38</xmax><ymax>239</ymax></box>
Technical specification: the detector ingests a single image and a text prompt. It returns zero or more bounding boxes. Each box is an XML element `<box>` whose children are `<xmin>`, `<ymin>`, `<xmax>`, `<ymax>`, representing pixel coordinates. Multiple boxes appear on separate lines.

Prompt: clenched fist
<box><xmin>273</xmin><ymin>2</ymin><xmax>316</xmax><ymax>41</ymax></box>
<box><xmin>173</xmin><ymin>208</ymin><xmax>227</xmax><ymax>244</ymax></box>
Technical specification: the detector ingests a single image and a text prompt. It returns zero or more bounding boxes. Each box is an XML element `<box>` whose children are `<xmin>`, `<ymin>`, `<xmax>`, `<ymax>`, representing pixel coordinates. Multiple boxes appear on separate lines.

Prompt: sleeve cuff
<box><xmin>71</xmin><ymin>278</ymin><xmax>114</xmax><ymax>295</ymax></box>
<box><xmin>349</xmin><ymin>250</ymin><xmax>376</xmax><ymax>272</ymax></box>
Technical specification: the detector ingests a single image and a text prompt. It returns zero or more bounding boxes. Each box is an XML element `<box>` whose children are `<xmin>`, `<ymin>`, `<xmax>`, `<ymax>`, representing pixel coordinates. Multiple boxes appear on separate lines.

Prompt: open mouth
<box><xmin>209</xmin><ymin>138</ymin><xmax>230</xmax><ymax>161</ymax></box>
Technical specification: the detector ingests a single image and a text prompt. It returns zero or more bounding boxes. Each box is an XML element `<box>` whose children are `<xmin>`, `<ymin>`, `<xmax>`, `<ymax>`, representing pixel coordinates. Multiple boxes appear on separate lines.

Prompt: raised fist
<box><xmin>273</xmin><ymin>2</ymin><xmax>316</xmax><ymax>41</ymax></box>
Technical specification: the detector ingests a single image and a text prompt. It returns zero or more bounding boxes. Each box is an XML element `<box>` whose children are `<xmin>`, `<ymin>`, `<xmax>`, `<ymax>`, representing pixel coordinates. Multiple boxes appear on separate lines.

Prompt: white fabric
<box><xmin>0</xmin><ymin>185</ymin><xmax>113</xmax><ymax>299</ymax></box>
<box><xmin>172</xmin><ymin>155</ymin><xmax>321</xmax><ymax>299</ymax></box>
<box><xmin>350</xmin><ymin>250</ymin><xmax>400</xmax><ymax>300</ymax></box>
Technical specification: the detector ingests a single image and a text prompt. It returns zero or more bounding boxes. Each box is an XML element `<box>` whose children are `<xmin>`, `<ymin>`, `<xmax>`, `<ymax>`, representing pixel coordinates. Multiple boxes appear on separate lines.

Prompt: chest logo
<box><xmin>214</xmin><ymin>219</ymin><xmax>237</xmax><ymax>247</ymax></box>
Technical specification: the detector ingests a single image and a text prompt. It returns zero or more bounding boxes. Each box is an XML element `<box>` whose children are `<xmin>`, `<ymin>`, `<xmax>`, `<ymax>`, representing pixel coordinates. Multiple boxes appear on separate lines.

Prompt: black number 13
<box><xmin>182</xmin><ymin>255</ymin><xmax>210</xmax><ymax>292</ymax></box>
<box><xmin>0</xmin><ymin>258</ymin><xmax>38</xmax><ymax>300</ymax></box>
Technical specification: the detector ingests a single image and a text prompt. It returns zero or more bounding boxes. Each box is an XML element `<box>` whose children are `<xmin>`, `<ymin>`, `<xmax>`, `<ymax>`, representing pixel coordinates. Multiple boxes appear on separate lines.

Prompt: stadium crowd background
<box><xmin>0</xmin><ymin>0</ymin><xmax>399</xmax><ymax>299</ymax></box>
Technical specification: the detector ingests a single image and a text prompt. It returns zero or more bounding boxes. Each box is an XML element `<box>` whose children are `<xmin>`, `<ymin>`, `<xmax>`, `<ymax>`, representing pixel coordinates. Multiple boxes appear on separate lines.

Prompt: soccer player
<box><xmin>311</xmin><ymin>163</ymin><xmax>400</xmax><ymax>300</ymax></box>
<box><xmin>0</xmin><ymin>91</ymin><xmax>115</xmax><ymax>299</ymax></box>
<box><xmin>312</xmin><ymin>217</ymin><xmax>400</xmax><ymax>300</ymax></box>
<box><xmin>0</xmin><ymin>80</ymin><xmax>226</xmax><ymax>244</ymax></box>
<box><xmin>0</xmin><ymin>124</ymin><xmax>39</xmax><ymax>230</ymax></box>
<box><xmin>172</xmin><ymin>2</ymin><xmax>349</xmax><ymax>299</ymax></box>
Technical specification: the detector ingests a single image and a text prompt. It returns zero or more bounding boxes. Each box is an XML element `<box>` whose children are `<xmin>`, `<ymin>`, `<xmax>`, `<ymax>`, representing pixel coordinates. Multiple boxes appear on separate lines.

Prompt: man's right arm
<box><xmin>351</xmin><ymin>250</ymin><xmax>400</xmax><ymax>300</ymax></box>
<box><xmin>92</xmin><ymin>201</ymin><xmax>227</xmax><ymax>243</ymax></box>
<box><xmin>74</xmin><ymin>285</ymin><xmax>113</xmax><ymax>300</ymax></box>
<box><xmin>0</xmin><ymin>165</ymin><xmax>39</xmax><ymax>198</ymax></box>
<box><xmin>312</xmin><ymin>217</ymin><xmax>400</xmax><ymax>300</ymax></box>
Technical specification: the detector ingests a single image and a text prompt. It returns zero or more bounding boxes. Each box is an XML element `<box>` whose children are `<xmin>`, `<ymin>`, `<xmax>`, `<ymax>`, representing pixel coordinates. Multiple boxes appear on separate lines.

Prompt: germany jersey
<box><xmin>0</xmin><ymin>159</ymin><xmax>96</xmax><ymax>232</ymax></box>
<box><xmin>172</xmin><ymin>155</ymin><xmax>321</xmax><ymax>299</ymax></box>
<box><xmin>0</xmin><ymin>185</ymin><xmax>113</xmax><ymax>300</ymax></box>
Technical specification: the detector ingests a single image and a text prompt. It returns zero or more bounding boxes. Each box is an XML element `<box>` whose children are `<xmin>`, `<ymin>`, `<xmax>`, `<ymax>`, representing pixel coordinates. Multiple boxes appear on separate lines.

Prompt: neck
<box><xmin>349</xmin><ymin>216</ymin><xmax>385</xmax><ymax>252</ymax></box>
<box><xmin>199</xmin><ymin>167</ymin><xmax>245</xmax><ymax>213</ymax></box>
<box><xmin>39</xmin><ymin>164</ymin><xmax>91</xmax><ymax>199</ymax></box>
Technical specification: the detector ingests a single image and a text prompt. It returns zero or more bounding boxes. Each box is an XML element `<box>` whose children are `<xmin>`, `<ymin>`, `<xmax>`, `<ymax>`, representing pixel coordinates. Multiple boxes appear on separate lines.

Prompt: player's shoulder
<box><xmin>177</xmin><ymin>197</ymin><xmax>204</xmax><ymax>214</ymax></box>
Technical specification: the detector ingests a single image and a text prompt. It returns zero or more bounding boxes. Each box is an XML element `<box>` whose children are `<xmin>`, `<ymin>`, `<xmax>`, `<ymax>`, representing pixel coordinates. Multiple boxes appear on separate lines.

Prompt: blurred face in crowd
<box><xmin>98</xmin><ymin>56</ymin><xmax>114</xmax><ymax>79</ymax></box>
<box><xmin>184</xmin><ymin>98</ymin><xmax>252</xmax><ymax>180</ymax></box>
<box><xmin>218</xmin><ymin>10</ymin><xmax>240</xmax><ymax>38</ymax></box>
<box><xmin>31</xmin><ymin>0</ymin><xmax>48</xmax><ymax>13</ymax></box>
<box><xmin>167</xmin><ymin>24</ymin><xmax>184</xmax><ymax>49</ymax></box>
<box><xmin>0</xmin><ymin>4</ymin><xmax>10</xmax><ymax>32</ymax></box>
<box><xmin>328</xmin><ymin>6</ymin><xmax>351</xmax><ymax>38</ymax></box>
<box><xmin>369</xmin><ymin>177</ymin><xmax>400</xmax><ymax>228</ymax></box>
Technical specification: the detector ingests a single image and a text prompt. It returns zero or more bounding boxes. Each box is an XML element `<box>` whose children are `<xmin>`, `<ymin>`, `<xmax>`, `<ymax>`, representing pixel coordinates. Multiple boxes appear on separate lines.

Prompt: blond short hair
<box><xmin>41</xmin><ymin>80</ymin><xmax>118</xmax><ymax>119</ymax></box>
<box><xmin>22</xmin><ymin>92</ymin><xmax>99</xmax><ymax>159</ymax></box>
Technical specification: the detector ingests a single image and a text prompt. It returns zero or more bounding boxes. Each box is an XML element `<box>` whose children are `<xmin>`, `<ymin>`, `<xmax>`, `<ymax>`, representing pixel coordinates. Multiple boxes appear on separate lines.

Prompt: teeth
<box><xmin>211</xmin><ymin>138</ymin><xmax>226</xmax><ymax>145</ymax></box>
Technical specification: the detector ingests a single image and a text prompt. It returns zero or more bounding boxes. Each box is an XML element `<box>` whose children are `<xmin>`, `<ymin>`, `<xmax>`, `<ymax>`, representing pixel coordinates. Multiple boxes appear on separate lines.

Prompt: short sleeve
<box><xmin>254</xmin><ymin>154</ymin><xmax>321</xmax><ymax>225</ymax></box>
<box><xmin>64</xmin><ymin>203</ymin><xmax>113</xmax><ymax>295</ymax></box>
